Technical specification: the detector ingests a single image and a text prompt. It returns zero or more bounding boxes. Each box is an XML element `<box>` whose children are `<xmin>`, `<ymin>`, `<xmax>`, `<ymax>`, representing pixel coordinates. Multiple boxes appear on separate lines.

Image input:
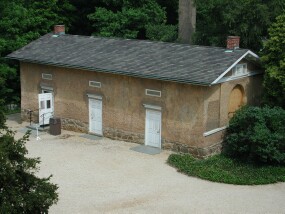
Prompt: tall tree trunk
<box><xmin>178</xmin><ymin>0</ymin><xmax>196</xmax><ymax>44</ymax></box>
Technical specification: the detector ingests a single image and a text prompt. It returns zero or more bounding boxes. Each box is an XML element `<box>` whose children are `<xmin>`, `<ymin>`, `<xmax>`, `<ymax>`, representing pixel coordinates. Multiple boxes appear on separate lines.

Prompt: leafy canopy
<box><xmin>194</xmin><ymin>0</ymin><xmax>285</xmax><ymax>51</ymax></box>
<box><xmin>87</xmin><ymin>0</ymin><xmax>177</xmax><ymax>41</ymax></box>
<box><xmin>262</xmin><ymin>13</ymin><xmax>285</xmax><ymax>108</ymax></box>
<box><xmin>0</xmin><ymin>0</ymin><xmax>75</xmax><ymax>105</ymax></box>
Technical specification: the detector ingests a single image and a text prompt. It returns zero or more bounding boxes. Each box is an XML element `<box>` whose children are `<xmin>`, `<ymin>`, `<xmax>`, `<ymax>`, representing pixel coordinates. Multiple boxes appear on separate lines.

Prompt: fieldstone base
<box><xmin>20</xmin><ymin>111</ymin><xmax>222</xmax><ymax>158</ymax></box>
<box><xmin>103</xmin><ymin>127</ymin><xmax>144</xmax><ymax>144</ymax></box>
<box><xmin>163</xmin><ymin>140</ymin><xmax>222</xmax><ymax>159</ymax></box>
<box><xmin>103</xmin><ymin>128</ymin><xmax>222</xmax><ymax>158</ymax></box>
<box><xmin>61</xmin><ymin>118</ymin><xmax>88</xmax><ymax>133</ymax></box>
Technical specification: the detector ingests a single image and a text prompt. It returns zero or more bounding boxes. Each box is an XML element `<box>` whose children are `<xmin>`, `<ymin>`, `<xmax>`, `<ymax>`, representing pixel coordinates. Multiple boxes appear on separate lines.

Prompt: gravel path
<box><xmin>6</xmin><ymin>114</ymin><xmax>285</xmax><ymax>214</ymax></box>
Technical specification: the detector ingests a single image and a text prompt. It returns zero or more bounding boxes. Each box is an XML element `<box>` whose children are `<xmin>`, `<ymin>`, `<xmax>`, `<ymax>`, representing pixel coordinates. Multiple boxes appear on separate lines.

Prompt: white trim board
<box><xmin>203</xmin><ymin>126</ymin><xmax>227</xmax><ymax>137</ymax></box>
<box><xmin>143</xmin><ymin>104</ymin><xmax>162</xmax><ymax>111</ymax></box>
<box><xmin>87</xmin><ymin>94</ymin><xmax>102</xmax><ymax>100</ymax></box>
<box><xmin>40</xmin><ymin>85</ymin><xmax>54</xmax><ymax>91</ymax></box>
<box><xmin>216</xmin><ymin>71</ymin><xmax>263</xmax><ymax>84</ymax></box>
<box><xmin>211</xmin><ymin>50</ymin><xmax>259</xmax><ymax>85</ymax></box>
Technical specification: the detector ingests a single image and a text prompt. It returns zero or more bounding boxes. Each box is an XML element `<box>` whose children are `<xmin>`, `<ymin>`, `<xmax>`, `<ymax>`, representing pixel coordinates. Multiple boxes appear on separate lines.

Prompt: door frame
<box><xmin>38</xmin><ymin>93</ymin><xmax>53</xmax><ymax>126</ymax></box>
<box><xmin>41</xmin><ymin>86</ymin><xmax>54</xmax><ymax>113</ymax></box>
<box><xmin>87</xmin><ymin>94</ymin><xmax>103</xmax><ymax>136</ymax></box>
<box><xmin>144</xmin><ymin>104</ymin><xmax>162</xmax><ymax>149</ymax></box>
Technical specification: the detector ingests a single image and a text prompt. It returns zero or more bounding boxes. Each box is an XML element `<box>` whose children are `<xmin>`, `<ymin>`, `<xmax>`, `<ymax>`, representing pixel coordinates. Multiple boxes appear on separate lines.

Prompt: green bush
<box><xmin>223</xmin><ymin>106</ymin><xmax>285</xmax><ymax>165</ymax></box>
<box><xmin>0</xmin><ymin>102</ymin><xmax>58</xmax><ymax>213</ymax></box>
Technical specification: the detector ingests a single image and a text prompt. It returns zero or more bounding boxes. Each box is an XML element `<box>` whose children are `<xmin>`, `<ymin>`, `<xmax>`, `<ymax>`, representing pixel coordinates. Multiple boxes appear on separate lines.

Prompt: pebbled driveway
<box><xmin>7</xmin><ymin>114</ymin><xmax>285</xmax><ymax>214</ymax></box>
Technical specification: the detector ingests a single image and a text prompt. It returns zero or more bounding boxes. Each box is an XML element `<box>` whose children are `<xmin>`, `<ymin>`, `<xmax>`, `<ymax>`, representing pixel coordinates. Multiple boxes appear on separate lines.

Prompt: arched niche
<box><xmin>228</xmin><ymin>85</ymin><xmax>245</xmax><ymax>119</ymax></box>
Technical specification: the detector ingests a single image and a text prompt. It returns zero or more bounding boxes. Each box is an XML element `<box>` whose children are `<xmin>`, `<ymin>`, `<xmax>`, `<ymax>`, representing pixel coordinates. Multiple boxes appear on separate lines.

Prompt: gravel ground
<box><xmin>6</xmin><ymin>114</ymin><xmax>285</xmax><ymax>214</ymax></box>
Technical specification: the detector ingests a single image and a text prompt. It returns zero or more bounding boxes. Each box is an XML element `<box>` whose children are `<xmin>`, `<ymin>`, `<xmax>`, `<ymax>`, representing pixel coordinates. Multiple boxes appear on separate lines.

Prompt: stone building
<box><xmin>7</xmin><ymin>26</ymin><xmax>263</xmax><ymax>157</ymax></box>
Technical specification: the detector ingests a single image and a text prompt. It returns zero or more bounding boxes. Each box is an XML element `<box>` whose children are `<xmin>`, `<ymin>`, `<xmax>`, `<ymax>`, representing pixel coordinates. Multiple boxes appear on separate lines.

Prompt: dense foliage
<box><xmin>168</xmin><ymin>154</ymin><xmax>285</xmax><ymax>185</ymax></box>
<box><xmin>194</xmin><ymin>0</ymin><xmax>285</xmax><ymax>51</ymax></box>
<box><xmin>0</xmin><ymin>104</ymin><xmax>58</xmax><ymax>212</ymax></box>
<box><xmin>87</xmin><ymin>0</ymin><xmax>177</xmax><ymax>40</ymax></box>
<box><xmin>262</xmin><ymin>14</ymin><xmax>285</xmax><ymax>108</ymax></box>
<box><xmin>0</xmin><ymin>0</ymin><xmax>75</xmax><ymax>106</ymax></box>
<box><xmin>223</xmin><ymin>106</ymin><xmax>285</xmax><ymax>165</ymax></box>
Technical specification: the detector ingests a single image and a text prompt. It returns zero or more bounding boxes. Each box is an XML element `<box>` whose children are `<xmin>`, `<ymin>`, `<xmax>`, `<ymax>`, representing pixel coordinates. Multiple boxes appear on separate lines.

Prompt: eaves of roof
<box><xmin>7</xmin><ymin>56</ymin><xmax>210</xmax><ymax>86</ymax></box>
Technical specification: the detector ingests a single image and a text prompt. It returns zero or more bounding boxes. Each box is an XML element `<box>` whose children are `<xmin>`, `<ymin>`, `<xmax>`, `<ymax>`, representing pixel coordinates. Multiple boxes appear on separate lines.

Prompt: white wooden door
<box><xmin>145</xmin><ymin>109</ymin><xmax>161</xmax><ymax>148</ymax></box>
<box><xmin>38</xmin><ymin>93</ymin><xmax>53</xmax><ymax>126</ymax></box>
<box><xmin>89</xmin><ymin>98</ymin><xmax>102</xmax><ymax>135</ymax></box>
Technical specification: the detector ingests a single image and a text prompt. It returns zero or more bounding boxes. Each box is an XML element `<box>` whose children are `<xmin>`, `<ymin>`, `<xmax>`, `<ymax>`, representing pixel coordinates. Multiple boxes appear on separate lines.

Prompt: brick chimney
<box><xmin>227</xmin><ymin>36</ymin><xmax>240</xmax><ymax>49</ymax></box>
<box><xmin>54</xmin><ymin>25</ymin><xmax>65</xmax><ymax>35</ymax></box>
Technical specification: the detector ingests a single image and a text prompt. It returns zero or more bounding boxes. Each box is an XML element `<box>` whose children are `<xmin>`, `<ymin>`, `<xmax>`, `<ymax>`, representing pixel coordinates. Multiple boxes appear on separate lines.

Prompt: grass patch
<box><xmin>167</xmin><ymin>154</ymin><xmax>285</xmax><ymax>185</ymax></box>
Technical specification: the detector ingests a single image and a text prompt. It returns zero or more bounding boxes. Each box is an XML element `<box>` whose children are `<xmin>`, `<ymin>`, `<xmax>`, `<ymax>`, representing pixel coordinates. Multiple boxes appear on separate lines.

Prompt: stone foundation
<box><xmin>162</xmin><ymin>139</ymin><xmax>222</xmax><ymax>158</ymax></box>
<box><xmin>61</xmin><ymin>118</ymin><xmax>88</xmax><ymax>133</ymax></box>
<box><xmin>103</xmin><ymin>127</ymin><xmax>144</xmax><ymax>144</ymax></box>
<box><xmin>103</xmin><ymin>128</ymin><xmax>222</xmax><ymax>158</ymax></box>
<box><xmin>20</xmin><ymin>111</ymin><xmax>222</xmax><ymax>158</ymax></box>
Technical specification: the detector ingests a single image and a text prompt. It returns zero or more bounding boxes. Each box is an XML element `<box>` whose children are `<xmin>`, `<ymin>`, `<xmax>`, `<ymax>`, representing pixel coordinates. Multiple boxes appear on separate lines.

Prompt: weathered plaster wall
<box><xmin>20</xmin><ymin>60</ymin><xmax>263</xmax><ymax>158</ymax></box>
<box><xmin>20</xmin><ymin>62</ymin><xmax>207</xmax><ymax>153</ymax></box>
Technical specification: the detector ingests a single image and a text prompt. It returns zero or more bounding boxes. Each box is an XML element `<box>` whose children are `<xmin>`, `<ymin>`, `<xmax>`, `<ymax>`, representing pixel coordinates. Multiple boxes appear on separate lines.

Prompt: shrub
<box><xmin>223</xmin><ymin>106</ymin><xmax>285</xmax><ymax>165</ymax></box>
<box><xmin>0</xmin><ymin>104</ymin><xmax>58</xmax><ymax>213</ymax></box>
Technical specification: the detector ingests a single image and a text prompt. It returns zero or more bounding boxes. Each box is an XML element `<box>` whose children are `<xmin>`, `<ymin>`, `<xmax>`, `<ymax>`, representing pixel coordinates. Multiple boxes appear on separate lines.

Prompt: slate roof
<box><xmin>7</xmin><ymin>33</ymin><xmax>256</xmax><ymax>86</ymax></box>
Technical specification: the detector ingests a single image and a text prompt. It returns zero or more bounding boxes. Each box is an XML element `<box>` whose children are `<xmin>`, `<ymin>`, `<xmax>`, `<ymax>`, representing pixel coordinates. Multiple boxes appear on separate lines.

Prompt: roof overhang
<box><xmin>6</xmin><ymin>57</ymin><xmax>210</xmax><ymax>86</ymax></box>
<box><xmin>210</xmin><ymin>50</ymin><xmax>260</xmax><ymax>85</ymax></box>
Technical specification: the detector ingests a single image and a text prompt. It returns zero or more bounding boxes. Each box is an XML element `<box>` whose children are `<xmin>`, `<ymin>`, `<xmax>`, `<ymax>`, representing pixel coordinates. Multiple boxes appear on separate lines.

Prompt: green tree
<box><xmin>0</xmin><ymin>104</ymin><xmax>58</xmax><ymax>213</ymax></box>
<box><xmin>0</xmin><ymin>0</ymin><xmax>75</xmax><ymax>105</ymax></box>
<box><xmin>68</xmin><ymin>0</ymin><xmax>179</xmax><ymax>36</ymax></box>
<box><xmin>0</xmin><ymin>63</ymin><xmax>18</xmax><ymax>105</ymax></box>
<box><xmin>262</xmin><ymin>14</ymin><xmax>285</xmax><ymax>108</ymax></box>
<box><xmin>0</xmin><ymin>0</ymin><xmax>74</xmax><ymax>55</ymax></box>
<box><xmin>87</xmin><ymin>0</ymin><xmax>177</xmax><ymax>41</ymax></box>
<box><xmin>194</xmin><ymin>0</ymin><xmax>285</xmax><ymax>51</ymax></box>
<box><xmin>146</xmin><ymin>24</ymin><xmax>177</xmax><ymax>42</ymax></box>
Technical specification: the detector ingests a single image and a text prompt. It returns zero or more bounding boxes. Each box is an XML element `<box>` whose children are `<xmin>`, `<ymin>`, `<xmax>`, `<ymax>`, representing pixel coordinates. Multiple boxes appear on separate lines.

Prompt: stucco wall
<box><xmin>20</xmin><ymin>60</ymin><xmax>263</xmax><ymax>157</ymax></box>
<box><xmin>20</xmin><ymin>62</ymin><xmax>206</xmax><ymax>150</ymax></box>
